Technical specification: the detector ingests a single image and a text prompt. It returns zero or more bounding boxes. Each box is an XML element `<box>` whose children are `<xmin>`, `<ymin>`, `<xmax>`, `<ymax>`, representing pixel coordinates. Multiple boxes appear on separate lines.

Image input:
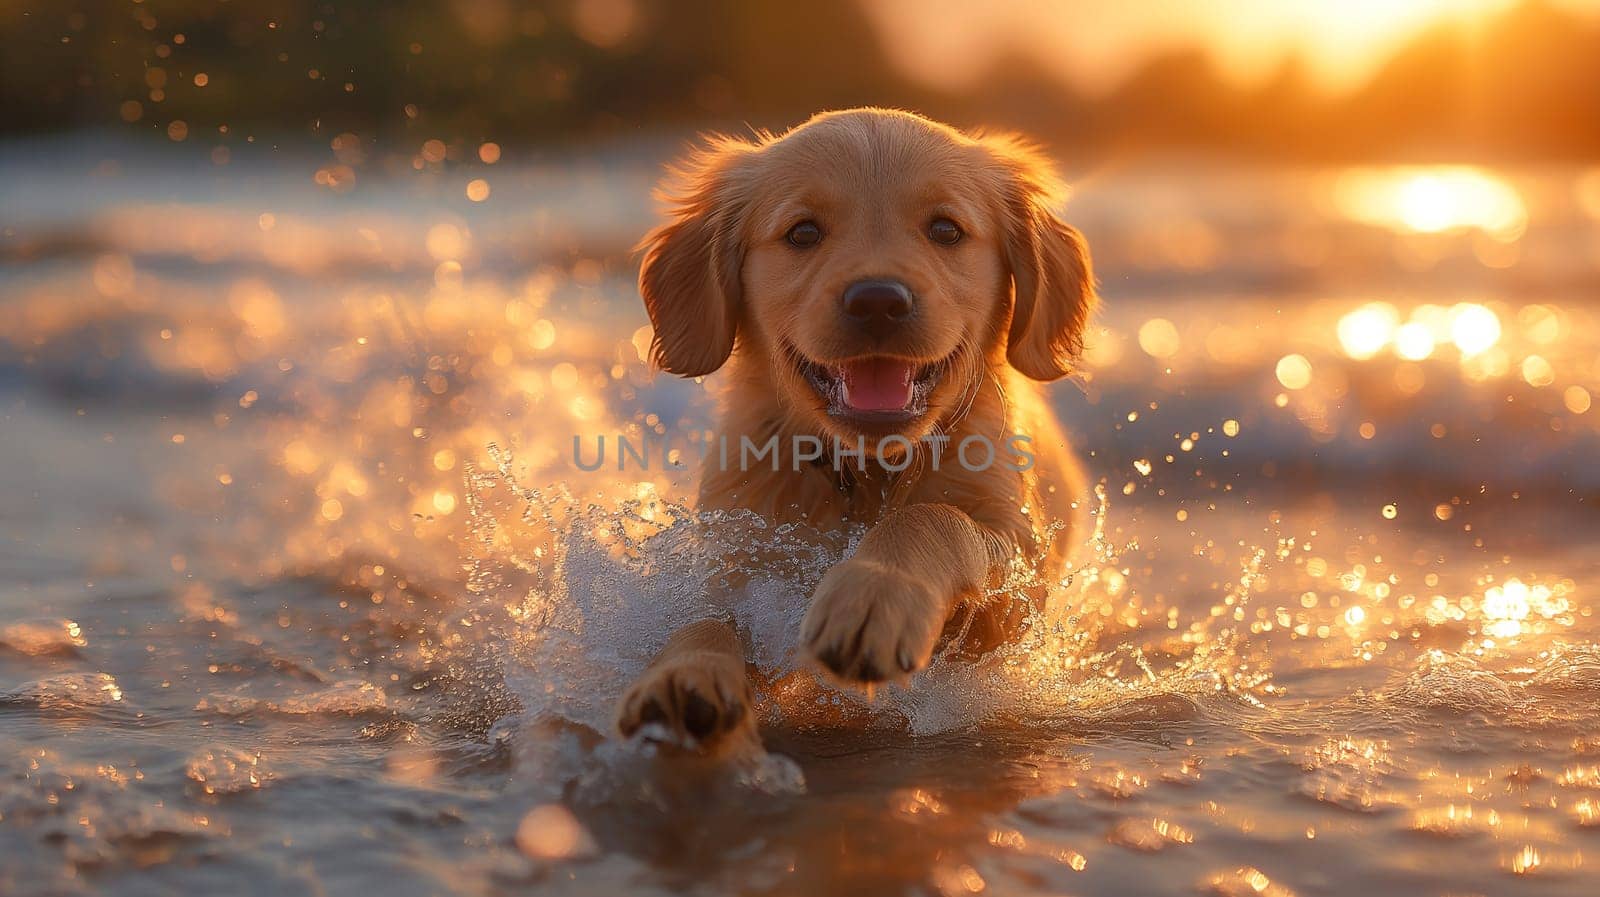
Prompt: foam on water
<box><xmin>184</xmin><ymin>745</ymin><xmax>272</xmax><ymax>794</ymax></box>
<box><xmin>195</xmin><ymin>679</ymin><xmax>393</xmax><ymax>717</ymax></box>
<box><xmin>1</xmin><ymin>672</ymin><xmax>126</xmax><ymax>710</ymax></box>
<box><xmin>0</xmin><ymin>619</ymin><xmax>87</xmax><ymax>656</ymax></box>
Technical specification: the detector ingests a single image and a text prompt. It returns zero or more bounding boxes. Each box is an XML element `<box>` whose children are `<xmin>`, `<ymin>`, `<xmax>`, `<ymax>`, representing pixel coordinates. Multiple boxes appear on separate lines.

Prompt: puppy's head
<box><xmin>639</xmin><ymin>108</ymin><xmax>1095</xmax><ymax>444</ymax></box>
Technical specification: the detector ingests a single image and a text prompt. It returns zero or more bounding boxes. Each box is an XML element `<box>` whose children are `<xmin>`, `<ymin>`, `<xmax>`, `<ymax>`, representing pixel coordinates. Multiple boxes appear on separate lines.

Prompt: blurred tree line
<box><xmin>3</xmin><ymin>0</ymin><xmax>1598</xmax><ymax>160</ymax></box>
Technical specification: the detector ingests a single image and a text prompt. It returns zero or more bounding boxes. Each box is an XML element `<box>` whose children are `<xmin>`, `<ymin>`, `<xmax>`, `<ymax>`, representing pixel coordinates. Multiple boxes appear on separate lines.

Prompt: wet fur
<box><xmin>618</xmin><ymin>109</ymin><xmax>1096</xmax><ymax>752</ymax></box>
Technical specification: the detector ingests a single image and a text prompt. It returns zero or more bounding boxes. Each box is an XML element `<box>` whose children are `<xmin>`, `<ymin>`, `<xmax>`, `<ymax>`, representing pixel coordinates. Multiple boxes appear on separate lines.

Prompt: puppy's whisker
<box><xmin>943</xmin><ymin>353</ymin><xmax>984</xmax><ymax>432</ymax></box>
<box><xmin>990</xmin><ymin>367</ymin><xmax>1012</xmax><ymax>433</ymax></box>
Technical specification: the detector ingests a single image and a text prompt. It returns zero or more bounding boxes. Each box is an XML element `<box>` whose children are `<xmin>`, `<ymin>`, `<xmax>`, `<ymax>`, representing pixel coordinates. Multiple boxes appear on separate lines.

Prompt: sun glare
<box><xmin>861</xmin><ymin>0</ymin><xmax>1561</xmax><ymax>95</ymax></box>
<box><xmin>1336</xmin><ymin>302</ymin><xmax>1400</xmax><ymax>360</ymax></box>
<box><xmin>1333</xmin><ymin>167</ymin><xmax>1528</xmax><ymax>240</ymax></box>
<box><xmin>1450</xmin><ymin>304</ymin><xmax>1502</xmax><ymax>356</ymax></box>
<box><xmin>1336</xmin><ymin>302</ymin><xmax>1502</xmax><ymax>362</ymax></box>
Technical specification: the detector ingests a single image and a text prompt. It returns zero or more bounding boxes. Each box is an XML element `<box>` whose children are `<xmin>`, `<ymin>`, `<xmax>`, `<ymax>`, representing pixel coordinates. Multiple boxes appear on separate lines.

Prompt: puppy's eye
<box><xmin>786</xmin><ymin>221</ymin><xmax>822</xmax><ymax>247</ymax></box>
<box><xmin>928</xmin><ymin>218</ymin><xmax>963</xmax><ymax>245</ymax></box>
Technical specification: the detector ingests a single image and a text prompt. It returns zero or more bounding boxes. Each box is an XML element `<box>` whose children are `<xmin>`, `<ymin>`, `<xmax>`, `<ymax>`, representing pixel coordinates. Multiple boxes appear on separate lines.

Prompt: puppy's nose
<box><xmin>841</xmin><ymin>279</ymin><xmax>915</xmax><ymax>329</ymax></box>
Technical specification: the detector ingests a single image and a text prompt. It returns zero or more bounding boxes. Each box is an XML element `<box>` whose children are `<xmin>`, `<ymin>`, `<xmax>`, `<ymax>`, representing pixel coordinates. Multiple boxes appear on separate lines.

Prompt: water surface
<box><xmin>3</xmin><ymin>139</ymin><xmax>1599</xmax><ymax>895</ymax></box>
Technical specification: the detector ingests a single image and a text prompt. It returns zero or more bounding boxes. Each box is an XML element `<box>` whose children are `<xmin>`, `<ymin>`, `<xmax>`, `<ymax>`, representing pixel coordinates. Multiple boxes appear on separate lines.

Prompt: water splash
<box><xmin>465</xmin><ymin>452</ymin><xmax>1283</xmax><ymax>749</ymax></box>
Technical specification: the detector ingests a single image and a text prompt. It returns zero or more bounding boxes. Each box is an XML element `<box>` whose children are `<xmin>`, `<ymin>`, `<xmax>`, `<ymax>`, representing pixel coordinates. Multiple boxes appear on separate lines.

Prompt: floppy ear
<box><xmin>986</xmin><ymin>139</ymin><xmax>1097</xmax><ymax>382</ymax></box>
<box><xmin>636</xmin><ymin>138</ymin><xmax>754</xmax><ymax>377</ymax></box>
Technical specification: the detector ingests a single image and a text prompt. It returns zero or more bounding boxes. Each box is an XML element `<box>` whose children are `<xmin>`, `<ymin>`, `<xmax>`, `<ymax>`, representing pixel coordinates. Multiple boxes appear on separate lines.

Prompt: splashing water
<box><xmin>464</xmin><ymin>446</ymin><xmax>1287</xmax><ymax>746</ymax></box>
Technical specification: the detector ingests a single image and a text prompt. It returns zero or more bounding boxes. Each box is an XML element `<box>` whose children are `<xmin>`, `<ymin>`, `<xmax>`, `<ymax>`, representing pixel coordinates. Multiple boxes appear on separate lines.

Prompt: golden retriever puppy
<box><xmin>616</xmin><ymin>108</ymin><xmax>1096</xmax><ymax>751</ymax></box>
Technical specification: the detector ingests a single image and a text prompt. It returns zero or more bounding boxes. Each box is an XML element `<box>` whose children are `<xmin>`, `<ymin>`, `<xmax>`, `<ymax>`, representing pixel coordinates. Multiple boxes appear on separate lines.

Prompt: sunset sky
<box><xmin>859</xmin><ymin>0</ymin><xmax>1600</xmax><ymax>94</ymax></box>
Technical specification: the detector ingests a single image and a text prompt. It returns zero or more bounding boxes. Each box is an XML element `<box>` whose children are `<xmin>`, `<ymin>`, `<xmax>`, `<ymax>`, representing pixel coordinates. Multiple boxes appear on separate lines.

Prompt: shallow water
<box><xmin>2</xmin><ymin>138</ymin><xmax>1599</xmax><ymax>895</ymax></box>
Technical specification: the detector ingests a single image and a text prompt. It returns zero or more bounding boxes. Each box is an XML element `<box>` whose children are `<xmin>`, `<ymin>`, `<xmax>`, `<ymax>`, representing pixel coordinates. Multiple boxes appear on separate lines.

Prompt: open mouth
<box><xmin>794</xmin><ymin>351</ymin><xmax>948</xmax><ymax>423</ymax></box>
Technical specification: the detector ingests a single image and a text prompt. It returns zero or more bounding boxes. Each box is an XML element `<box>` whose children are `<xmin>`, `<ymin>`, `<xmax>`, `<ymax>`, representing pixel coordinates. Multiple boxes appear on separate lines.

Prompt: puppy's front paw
<box><xmin>615</xmin><ymin>652</ymin><xmax>753</xmax><ymax>752</ymax></box>
<box><xmin>801</xmin><ymin>561</ymin><xmax>947</xmax><ymax>684</ymax></box>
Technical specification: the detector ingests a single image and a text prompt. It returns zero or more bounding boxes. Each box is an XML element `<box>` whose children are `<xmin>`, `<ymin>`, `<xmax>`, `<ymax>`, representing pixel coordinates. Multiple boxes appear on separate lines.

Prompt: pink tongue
<box><xmin>839</xmin><ymin>358</ymin><xmax>915</xmax><ymax>412</ymax></box>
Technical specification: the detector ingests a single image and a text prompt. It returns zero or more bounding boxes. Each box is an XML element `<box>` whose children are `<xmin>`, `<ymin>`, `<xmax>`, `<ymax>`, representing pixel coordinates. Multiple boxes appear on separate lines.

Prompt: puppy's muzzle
<box><xmin>841</xmin><ymin>278</ymin><xmax>915</xmax><ymax>337</ymax></box>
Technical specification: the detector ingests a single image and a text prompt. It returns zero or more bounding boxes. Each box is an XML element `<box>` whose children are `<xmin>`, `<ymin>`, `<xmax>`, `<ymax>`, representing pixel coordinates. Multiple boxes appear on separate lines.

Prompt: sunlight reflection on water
<box><xmin>1332</xmin><ymin>166</ymin><xmax>1529</xmax><ymax>240</ymax></box>
<box><xmin>1</xmin><ymin>148</ymin><xmax>1598</xmax><ymax>895</ymax></box>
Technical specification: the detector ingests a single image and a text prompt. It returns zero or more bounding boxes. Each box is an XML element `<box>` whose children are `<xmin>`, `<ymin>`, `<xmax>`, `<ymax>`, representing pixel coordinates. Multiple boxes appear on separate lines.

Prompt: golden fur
<box><xmin>616</xmin><ymin>108</ymin><xmax>1096</xmax><ymax>752</ymax></box>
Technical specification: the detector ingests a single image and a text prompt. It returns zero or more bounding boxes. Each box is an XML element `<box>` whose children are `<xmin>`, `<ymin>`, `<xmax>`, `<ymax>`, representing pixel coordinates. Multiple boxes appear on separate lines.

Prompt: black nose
<box><xmin>841</xmin><ymin>279</ymin><xmax>915</xmax><ymax>328</ymax></box>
